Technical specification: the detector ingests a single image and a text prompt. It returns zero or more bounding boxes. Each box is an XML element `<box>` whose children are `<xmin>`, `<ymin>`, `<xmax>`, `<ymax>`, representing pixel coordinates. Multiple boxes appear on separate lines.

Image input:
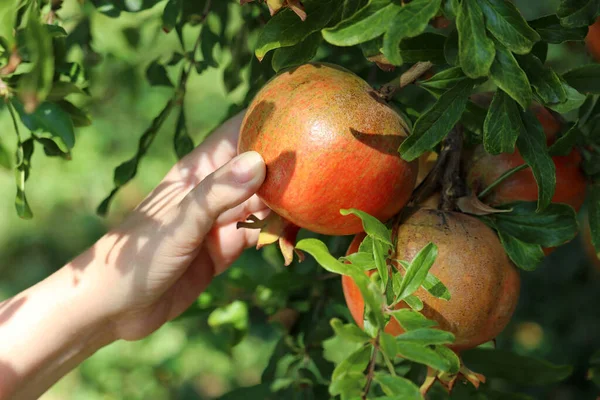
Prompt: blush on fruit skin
<box><xmin>342</xmin><ymin>210</ymin><xmax>520</xmax><ymax>352</ymax></box>
<box><xmin>586</xmin><ymin>17</ymin><xmax>600</xmax><ymax>61</ymax></box>
<box><xmin>238</xmin><ymin>63</ymin><xmax>418</xmax><ymax>236</ymax></box>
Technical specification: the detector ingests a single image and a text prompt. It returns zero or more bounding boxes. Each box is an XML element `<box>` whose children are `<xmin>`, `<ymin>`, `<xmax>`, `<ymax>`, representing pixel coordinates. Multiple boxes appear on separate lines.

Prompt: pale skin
<box><xmin>0</xmin><ymin>112</ymin><xmax>269</xmax><ymax>400</ymax></box>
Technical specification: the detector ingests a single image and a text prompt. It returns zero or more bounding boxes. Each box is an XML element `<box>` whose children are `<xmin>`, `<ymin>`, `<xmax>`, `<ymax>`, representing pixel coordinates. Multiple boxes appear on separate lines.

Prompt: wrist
<box><xmin>0</xmin><ymin>248</ymin><xmax>117</xmax><ymax>399</ymax></box>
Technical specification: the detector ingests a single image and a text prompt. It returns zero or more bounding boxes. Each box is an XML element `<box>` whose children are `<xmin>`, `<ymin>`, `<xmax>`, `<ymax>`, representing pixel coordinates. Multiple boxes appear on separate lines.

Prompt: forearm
<box><xmin>0</xmin><ymin>251</ymin><xmax>116</xmax><ymax>400</ymax></box>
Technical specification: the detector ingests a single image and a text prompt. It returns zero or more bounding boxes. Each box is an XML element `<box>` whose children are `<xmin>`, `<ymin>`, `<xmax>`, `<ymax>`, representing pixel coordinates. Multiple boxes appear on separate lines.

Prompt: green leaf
<box><xmin>97</xmin><ymin>100</ymin><xmax>174</xmax><ymax>216</ymax></box>
<box><xmin>57</xmin><ymin>100</ymin><xmax>91</xmax><ymax>128</ymax></box>
<box><xmin>563</xmin><ymin>64</ymin><xmax>600</xmax><ymax>94</ymax></box>
<box><xmin>403</xmin><ymin>294</ymin><xmax>424</xmax><ymax>311</ymax></box>
<box><xmin>359</xmin><ymin>234</ymin><xmax>374</xmax><ymax>253</ymax></box>
<box><xmin>297</xmin><ymin>239</ymin><xmax>361</xmax><ymax>276</ymax></box>
<box><xmin>478</xmin><ymin>0</ymin><xmax>540</xmax><ymax>54</ymax></box>
<box><xmin>490</xmin><ymin>202</ymin><xmax>578</xmax><ymax>247</ymax></box>
<box><xmin>330</xmin><ymin>318</ymin><xmax>372</xmax><ymax>343</ymax></box>
<box><xmin>200</xmin><ymin>24</ymin><xmax>219</xmax><ymax>68</ymax></box>
<box><xmin>528</xmin><ymin>14</ymin><xmax>589</xmax><ymax>43</ymax></box>
<box><xmin>557</xmin><ymin>0</ymin><xmax>600</xmax><ymax>28</ymax></box>
<box><xmin>146</xmin><ymin>61</ymin><xmax>173</xmax><ymax>87</ymax></box>
<box><xmin>434</xmin><ymin>345</ymin><xmax>461</xmax><ymax>374</ymax></box>
<box><xmin>18</xmin><ymin>9</ymin><xmax>54</xmax><ymax>110</ymax></box>
<box><xmin>161</xmin><ymin>0</ymin><xmax>182</xmax><ymax>32</ymax></box>
<box><xmin>342</xmin><ymin>251</ymin><xmax>375</xmax><ymax>270</ymax></box>
<box><xmin>272</xmin><ymin>32</ymin><xmax>321</xmax><ymax>72</ymax></box>
<box><xmin>329</xmin><ymin>372</ymin><xmax>366</xmax><ymax>398</ymax></box>
<box><xmin>420</xmin><ymin>67</ymin><xmax>467</xmax><ymax>94</ymax></box>
<box><xmin>398</xmin><ymin>33</ymin><xmax>447</xmax><ymax>65</ymax></box>
<box><xmin>516</xmin><ymin>111</ymin><xmax>556</xmax><ymax>211</ymax></box>
<box><xmin>208</xmin><ymin>301</ymin><xmax>248</xmax><ymax>330</ymax></box>
<box><xmin>14</xmin><ymin>138</ymin><xmax>34</xmax><ymax>219</ymax></box>
<box><xmin>462</xmin><ymin>348</ymin><xmax>573</xmax><ymax>385</ymax></box>
<box><xmin>496</xmin><ymin>230</ymin><xmax>544</xmax><ymax>271</ymax></box>
<box><xmin>321</xmin><ymin>0</ymin><xmax>400</xmax><ymax>47</ymax></box>
<box><xmin>34</xmin><ymin>133</ymin><xmax>70</xmax><ymax>159</ymax></box>
<box><xmin>255</xmin><ymin>0</ymin><xmax>338</xmax><ymax>60</ymax></box>
<box><xmin>516</xmin><ymin>53</ymin><xmax>567</xmax><ymax>105</ymax></box>
<box><xmin>419</xmin><ymin>270</ymin><xmax>451</xmax><ymax>300</ymax></box>
<box><xmin>0</xmin><ymin>138</ymin><xmax>10</xmax><ymax>169</ymax></box>
<box><xmin>483</xmin><ymin>90</ymin><xmax>521</xmax><ymax>155</ymax></box>
<box><xmin>379</xmin><ymin>332</ymin><xmax>398</xmax><ymax>362</ymax></box>
<box><xmin>546</xmin><ymin>81</ymin><xmax>586</xmax><ymax>113</ymax></box>
<box><xmin>456</xmin><ymin>0</ymin><xmax>496</xmax><ymax>78</ymax></box>
<box><xmin>12</xmin><ymin>99</ymin><xmax>75</xmax><ymax>149</ymax></box>
<box><xmin>489</xmin><ymin>44</ymin><xmax>532</xmax><ymax>110</ymax></box>
<box><xmin>389</xmin><ymin>309</ymin><xmax>437</xmax><ymax>331</ymax></box>
<box><xmin>395</xmin><ymin>243</ymin><xmax>438</xmax><ymax>301</ymax></box>
<box><xmin>381</xmin><ymin>0</ymin><xmax>441</xmax><ymax>65</ymax></box>
<box><xmin>331</xmin><ymin>345</ymin><xmax>371</xmax><ymax>381</ymax></box>
<box><xmin>589</xmin><ymin>183</ymin><xmax>600</xmax><ymax>254</ymax></box>
<box><xmin>90</xmin><ymin>0</ymin><xmax>124</xmax><ymax>17</ymax></box>
<box><xmin>296</xmin><ymin>238</ymin><xmax>385</xmax><ymax>327</ymax></box>
<box><xmin>396</xmin><ymin>342</ymin><xmax>452</xmax><ymax>372</ymax></box>
<box><xmin>47</xmin><ymin>81</ymin><xmax>87</xmax><ymax>101</ymax></box>
<box><xmin>373</xmin><ymin>238</ymin><xmax>389</xmax><ymax>289</ymax></box>
<box><xmin>340</xmin><ymin>209</ymin><xmax>392</xmax><ymax>245</ymax></box>
<box><xmin>444</xmin><ymin>28</ymin><xmax>459</xmax><ymax>66</ymax></box>
<box><xmin>323</xmin><ymin>334</ymin><xmax>363</xmax><ymax>365</ymax></box>
<box><xmin>462</xmin><ymin>101</ymin><xmax>487</xmax><ymax>138</ymax></box>
<box><xmin>397</xmin><ymin>328</ymin><xmax>455</xmax><ymax>346</ymax></box>
<box><xmin>532</xmin><ymin>41</ymin><xmax>549</xmax><ymax>63</ymax></box>
<box><xmin>174</xmin><ymin>108</ymin><xmax>194</xmax><ymax>160</ymax></box>
<box><xmin>549</xmin><ymin>123</ymin><xmax>582</xmax><ymax>156</ymax></box>
<box><xmin>0</xmin><ymin>1</ymin><xmax>17</xmax><ymax>48</ymax></box>
<box><xmin>373</xmin><ymin>374</ymin><xmax>422</xmax><ymax>399</ymax></box>
<box><xmin>207</xmin><ymin>301</ymin><xmax>248</xmax><ymax>346</ymax></box>
<box><xmin>399</xmin><ymin>79</ymin><xmax>474</xmax><ymax>161</ymax></box>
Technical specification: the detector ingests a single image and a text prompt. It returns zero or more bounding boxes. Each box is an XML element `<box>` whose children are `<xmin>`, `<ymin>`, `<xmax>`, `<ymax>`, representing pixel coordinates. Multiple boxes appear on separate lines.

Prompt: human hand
<box><xmin>87</xmin><ymin>111</ymin><xmax>268</xmax><ymax>340</ymax></box>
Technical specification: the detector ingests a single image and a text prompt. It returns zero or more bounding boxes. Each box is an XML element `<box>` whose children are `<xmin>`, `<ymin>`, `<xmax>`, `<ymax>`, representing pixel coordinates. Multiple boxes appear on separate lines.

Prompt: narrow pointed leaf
<box><xmin>456</xmin><ymin>0</ymin><xmax>495</xmax><ymax>78</ymax></box>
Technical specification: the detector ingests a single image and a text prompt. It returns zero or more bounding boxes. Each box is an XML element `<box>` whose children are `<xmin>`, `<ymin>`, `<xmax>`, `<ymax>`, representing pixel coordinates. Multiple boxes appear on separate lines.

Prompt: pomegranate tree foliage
<box><xmin>1</xmin><ymin>0</ymin><xmax>600</xmax><ymax>398</ymax></box>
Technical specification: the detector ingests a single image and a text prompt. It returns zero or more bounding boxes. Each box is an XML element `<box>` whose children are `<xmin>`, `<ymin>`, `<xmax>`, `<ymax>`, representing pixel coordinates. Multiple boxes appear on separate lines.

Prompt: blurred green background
<box><xmin>1</xmin><ymin>0</ymin><xmax>600</xmax><ymax>399</ymax></box>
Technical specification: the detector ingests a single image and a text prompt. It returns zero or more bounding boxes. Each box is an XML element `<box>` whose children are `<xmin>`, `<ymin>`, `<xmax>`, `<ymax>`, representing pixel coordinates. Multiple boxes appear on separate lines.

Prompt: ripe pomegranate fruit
<box><xmin>466</xmin><ymin>146</ymin><xmax>587</xmax><ymax>211</ymax></box>
<box><xmin>466</xmin><ymin>93</ymin><xmax>587</xmax><ymax>212</ymax></box>
<box><xmin>342</xmin><ymin>209</ymin><xmax>520</xmax><ymax>352</ymax></box>
<box><xmin>586</xmin><ymin>17</ymin><xmax>600</xmax><ymax>61</ymax></box>
<box><xmin>238</xmin><ymin>63</ymin><xmax>417</xmax><ymax>236</ymax></box>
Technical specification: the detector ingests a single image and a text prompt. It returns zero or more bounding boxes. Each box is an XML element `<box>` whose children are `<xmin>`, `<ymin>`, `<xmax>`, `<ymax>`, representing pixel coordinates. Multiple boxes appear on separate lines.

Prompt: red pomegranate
<box><xmin>238</xmin><ymin>63</ymin><xmax>417</xmax><ymax>235</ymax></box>
<box><xmin>586</xmin><ymin>17</ymin><xmax>600</xmax><ymax>61</ymax></box>
<box><xmin>466</xmin><ymin>93</ymin><xmax>587</xmax><ymax>212</ymax></box>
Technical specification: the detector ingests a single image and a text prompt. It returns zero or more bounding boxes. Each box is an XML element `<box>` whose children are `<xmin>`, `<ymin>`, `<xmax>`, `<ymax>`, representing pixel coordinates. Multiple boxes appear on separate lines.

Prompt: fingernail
<box><xmin>231</xmin><ymin>151</ymin><xmax>265</xmax><ymax>184</ymax></box>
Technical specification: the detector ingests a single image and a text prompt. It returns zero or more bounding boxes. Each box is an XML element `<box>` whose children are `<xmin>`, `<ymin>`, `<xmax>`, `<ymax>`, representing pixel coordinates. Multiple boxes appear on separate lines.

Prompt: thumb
<box><xmin>173</xmin><ymin>151</ymin><xmax>266</xmax><ymax>242</ymax></box>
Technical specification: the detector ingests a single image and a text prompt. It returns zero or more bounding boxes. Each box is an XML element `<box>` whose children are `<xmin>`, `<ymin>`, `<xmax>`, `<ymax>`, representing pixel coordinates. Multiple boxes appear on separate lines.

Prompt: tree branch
<box><xmin>362</xmin><ymin>334</ymin><xmax>380</xmax><ymax>400</ymax></box>
<box><xmin>378</xmin><ymin>61</ymin><xmax>433</xmax><ymax>101</ymax></box>
<box><xmin>441</xmin><ymin>126</ymin><xmax>465</xmax><ymax>211</ymax></box>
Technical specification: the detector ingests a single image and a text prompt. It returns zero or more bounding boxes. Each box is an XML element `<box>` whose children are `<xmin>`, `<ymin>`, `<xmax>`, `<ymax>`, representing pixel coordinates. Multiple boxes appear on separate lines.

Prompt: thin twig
<box><xmin>441</xmin><ymin>126</ymin><xmax>464</xmax><ymax>211</ymax></box>
<box><xmin>362</xmin><ymin>334</ymin><xmax>380</xmax><ymax>400</ymax></box>
<box><xmin>7</xmin><ymin>102</ymin><xmax>22</xmax><ymax>141</ymax></box>
<box><xmin>378</xmin><ymin>61</ymin><xmax>433</xmax><ymax>101</ymax></box>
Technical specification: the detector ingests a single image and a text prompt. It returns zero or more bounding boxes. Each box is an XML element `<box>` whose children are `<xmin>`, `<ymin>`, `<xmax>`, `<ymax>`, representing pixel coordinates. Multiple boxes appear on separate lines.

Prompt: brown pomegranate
<box><xmin>342</xmin><ymin>209</ymin><xmax>520</xmax><ymax>352</ymax></box>
<box><xmin>238</xmin><ymin>63</ymin><xmax>417</xmax><ymax>235</ymax></box>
